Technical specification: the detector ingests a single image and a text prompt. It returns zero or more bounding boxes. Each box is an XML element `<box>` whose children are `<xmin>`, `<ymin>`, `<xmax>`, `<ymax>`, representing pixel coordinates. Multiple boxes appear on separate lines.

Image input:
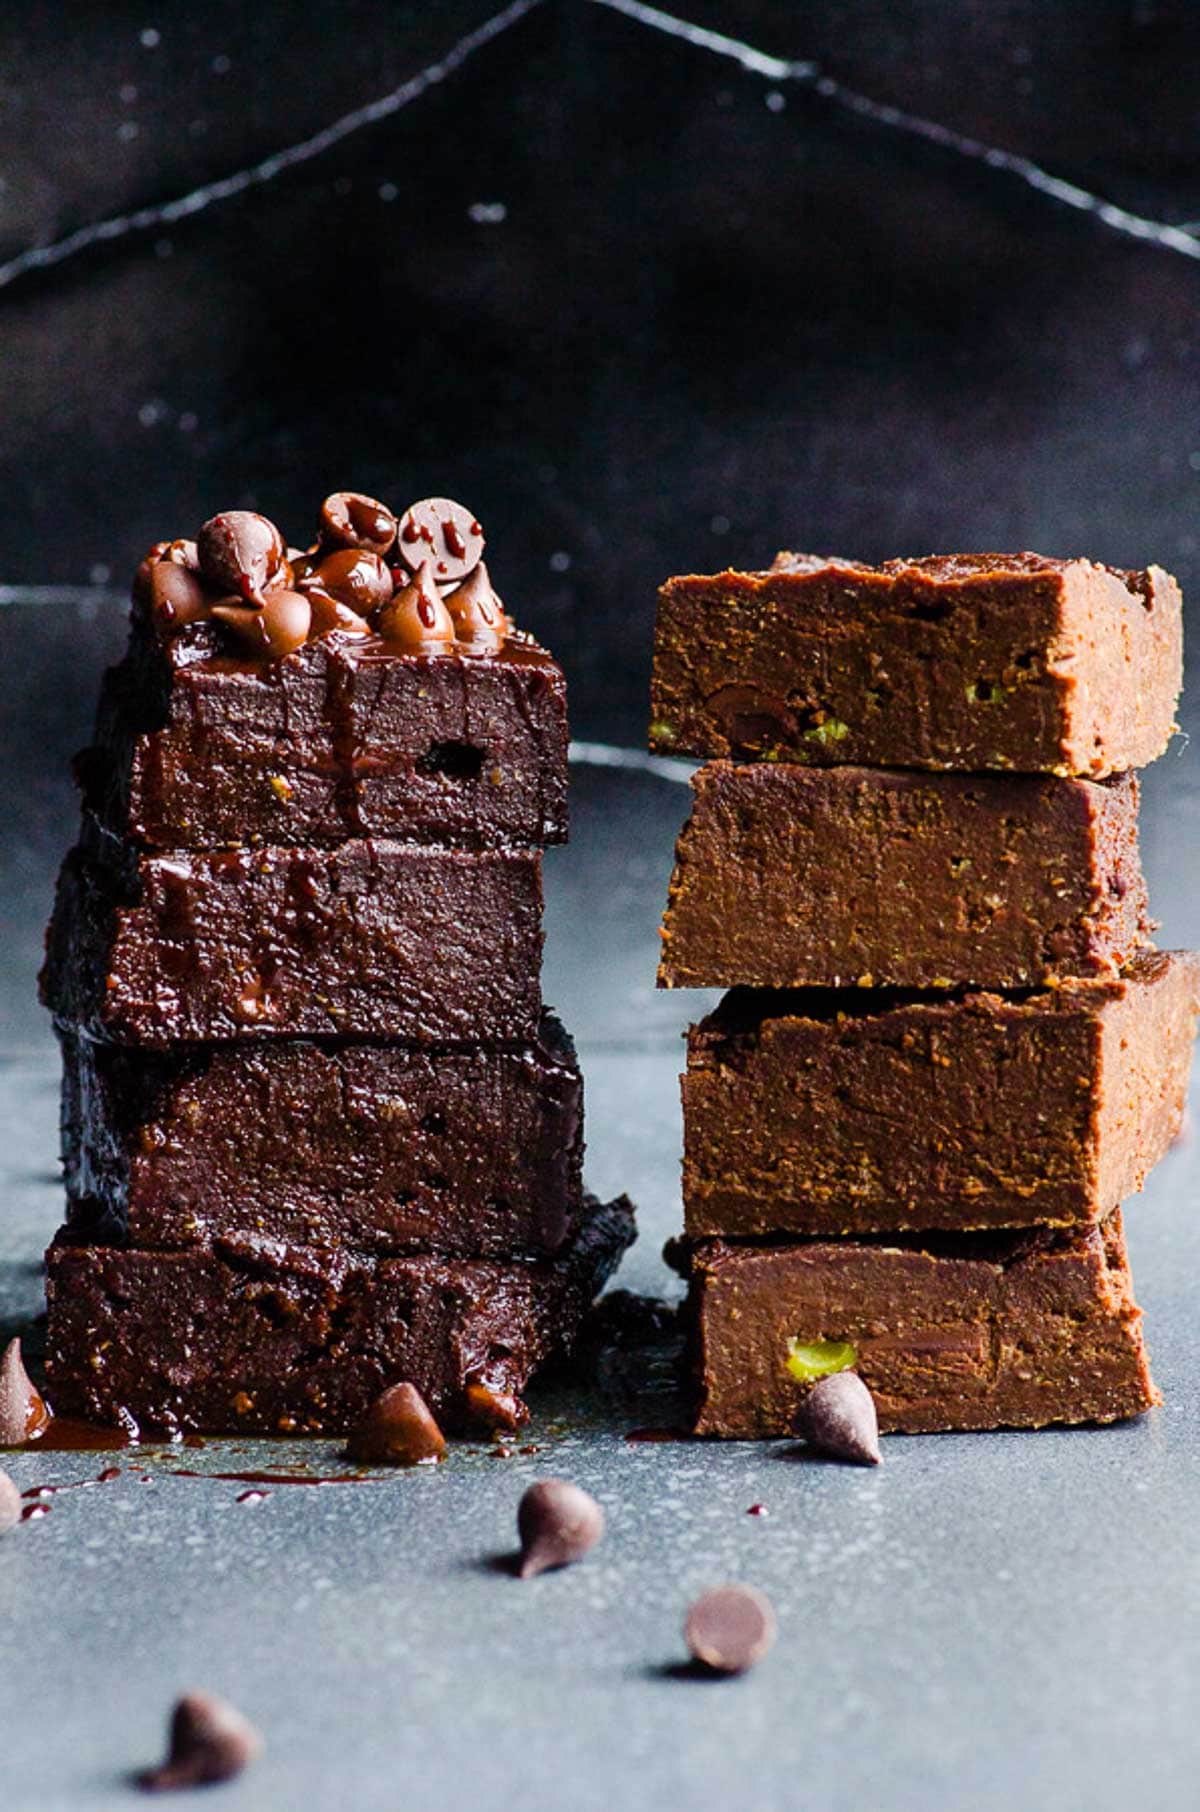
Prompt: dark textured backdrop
<box><xmin>3</xmin><ymin>0</ymin><xmax>1199</xmax><ymax>1023</ymax></box>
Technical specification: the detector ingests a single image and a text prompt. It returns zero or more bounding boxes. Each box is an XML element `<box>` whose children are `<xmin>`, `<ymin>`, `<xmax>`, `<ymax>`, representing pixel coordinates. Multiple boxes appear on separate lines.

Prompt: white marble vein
<box><xmin>590</xmin><ymin>0</ymin><xmax>1200</xmax><ymax>263</ymax></box>
<box><xmin>569</xmin><ymin>739</ymin><xmax>695</xmax><ymax>783</ymax></box>
<box><xmin>0</xmin><ymin>0</ymin><xmax>542</xmax><ymax>293</ymax></box>
<box><xmin>587</xmin><ymin>0</ymin><xmax>812</xmax><ymax>79</ymax></box>
<box><xmin>0</xmin><ymin>585</ymin><xmax>126</xmax><ymax>607</ymax></box>
<box><xmin>4</xmin><ymin>0</ymin><xmax>1196</xmax><ymax>296</ymax></box>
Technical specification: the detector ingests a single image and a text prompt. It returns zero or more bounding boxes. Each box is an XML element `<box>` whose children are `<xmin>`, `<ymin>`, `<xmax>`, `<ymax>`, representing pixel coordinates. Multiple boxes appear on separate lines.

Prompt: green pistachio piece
<box><xmin>803</xmin><ymin>717</ymin><xmax>849</xmax><ymax>746</ymax></box>
<box><xmin>648</xmin><ymin>719</ymin><xmax>677</xmax><ymax>747</ymax></box>
<box><xmin>785</xmin><ymin>1337</ymin><xmax>857</xmax><ymax>1384</ymax></box>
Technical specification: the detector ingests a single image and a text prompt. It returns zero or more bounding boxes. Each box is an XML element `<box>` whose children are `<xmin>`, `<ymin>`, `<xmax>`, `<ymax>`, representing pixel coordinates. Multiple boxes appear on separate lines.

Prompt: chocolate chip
<box><xmin>197</xmin><ymin>511</ymin><xmax>288</xmax><ymax>604</ymax></box>
<box><xmin>133</xmin><ymin>541</ymin><xmax>170</xmax><ymax>605</ymax></box>
<box><xmin>516</xmin><ymin>1478</ymin><xmax>604</xmax><ymax>1578</ymax></box>
<box><xmin>345</xmin><ymin>1382</ymin><xmax>446</xmax><ymax>1467</ymax></box>
<box><xmin>375</xmin><ymin>559</ymin><xmax>456</xmax><ymax>650</ymax></box>
<box><xmin>319</xmin><ymin>492</ymin><xmax>398</xmax><ymax>556</ymax></box>
<box><xmin>705</xmin><ymin>683</ymin><xmax>793</xmax><ymax>755</ymax></box>
<box><xmin>465</xmin><ymin>1379</ymin><xmax>529</xmax><ymax>1434</ymax></box>
<box><xmin>443</xmin><ymin>562</ymin><xmax>506</xmax><ymax>649</ymax></box>
<box><xmin>304</xmin><ymin>548</ymin><xmax>394</xmax><ymax>615</ymax></box>
<box><xmin>134</xmin><ymin>536</ymin><xmax>200</xmax><ymax>592</ymax></box>
<box><xmin>684</xmin><ymin>1585</ymin><xmax>776</xmax><ymax>1674</ymax></box>
<box><xmin>0</xmin><ymin>1338</ymin><xmax>48</xmax><ymax>1446</ymax></box>
<box><xmin>211</xmin><ymin>589</ymin><xmax>312</xmax><ymax>660</ymax></box>
<box><xmin>133</xmin><ymin>539</ymin><xmax>206</xmax><ymax>618</ymax></box>
<box><xmin>139</xmin><ymin>1691</ymin><xmax>263</xmax><ymax>1792</ymax></box>
<box><xmin>287</xmin><ymin>547</ymin><xmax>318</xmax><ymax>582</ymax></box>
<box><xmin>304</xmin><ymin>586</ymin><xmax>371</xmax><ymax>639</ymax></box>
<box><xmin>397</xmin><ymin>498</ymin><xmax>484</xmax><ymax>584</ymax></box>
<box><xmin>0</xmin><ymin>1471</ymin><xmax>20</xmax><ymax>1534</ymax></box>
<box><xmin>145</xmin><ymin>559</ymin><xmax>212</xmax><ymax>630</ymax></box>
<box><xmin>794</xmin><ymin>1371</ymin><xmax>881</xmax><ymax>1466</ymax></box>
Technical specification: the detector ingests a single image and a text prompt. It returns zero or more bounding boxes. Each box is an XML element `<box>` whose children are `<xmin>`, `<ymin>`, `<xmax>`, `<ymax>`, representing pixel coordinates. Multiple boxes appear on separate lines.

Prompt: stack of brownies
<box><xmin>651</xmin><ymin>551</ymin><xmax>1197</xmax><ymax>1437</ymax></box>
<box><xmin>40</xmin><ymin>492</ymin><xmax>633</xmax><ymax>1437</ymax></box>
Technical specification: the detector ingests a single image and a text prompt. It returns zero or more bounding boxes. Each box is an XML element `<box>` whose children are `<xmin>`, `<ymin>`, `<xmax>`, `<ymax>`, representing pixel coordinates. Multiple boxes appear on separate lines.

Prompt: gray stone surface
<box><xmin>2</xmin><ymin>759</ymin><xmax>1198</xmax><ymax>1812</ymax></box>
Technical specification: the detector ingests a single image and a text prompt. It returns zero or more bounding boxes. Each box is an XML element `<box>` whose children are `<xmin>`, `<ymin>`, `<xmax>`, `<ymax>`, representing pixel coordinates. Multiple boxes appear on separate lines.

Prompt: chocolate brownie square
<box><xmin>651</xmin><ymin>553</ymin><xmax>1181</xmax><ymax>776</ymax></box>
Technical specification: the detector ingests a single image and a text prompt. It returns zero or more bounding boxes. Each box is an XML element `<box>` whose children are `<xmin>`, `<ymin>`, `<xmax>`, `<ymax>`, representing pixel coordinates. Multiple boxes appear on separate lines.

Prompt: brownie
<box><xmin>688</xmin><ymin>1212</ymin><xmax>1157</xmax><ymax>1437</ymax></box>
<box><xmin>658</xmin><ymin>762</ymin><xmax>1149</xmax><ymax>991</ymax></box>
<box><xmin>683</xmin><ymin>953</ymin><xmax>1199</xmax><ymax>1237</ymax></box>
<box><xmin>59</xmin><ymin>1015</ymin><xmax>585</xmax><ymax>1258</ymax></box>
<box><xmin>42</xmin><ymin>834</ymin><xmax>543</xmax><ymax>1046</ymax></box>
<box><xmin>650</xmin><ymin>552</ymin><xmax>1182</xmax><ymax>777</ymax></box>
<box><xmin>85</xmin><ymin>620</ymin><xmax>568</xmax><ymax>850</ymax></box>
<box><xmin>44</xmin><ymin>1195</ymin><xmax>636</xmax><ymax>1436</ymax></box>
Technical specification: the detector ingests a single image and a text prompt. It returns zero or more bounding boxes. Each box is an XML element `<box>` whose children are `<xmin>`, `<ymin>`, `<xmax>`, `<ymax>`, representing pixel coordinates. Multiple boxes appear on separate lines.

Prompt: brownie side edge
<box><xmin>688</xmin><ymin>1212</ymin><xmax>1157</xmax><ymax>1438</ymax></box>
<box><xmin>58</xmin><ymin>1014</ymin><xmax>586</xmax><ymax>1258</ymax></box>
<box><xmin>42</xmin><ymin>839</ymin><xmax>545</xmax><ymax>1047</ymax></box>
<box><xmin>90</xmin><ymin>631</ymin><xmax>569</xmax><ymax>849</ymax></box>
<box><xmin>44</xmin><ymin>1195</ymin><xmax>635</xmax><ymax>1436</ymax></box>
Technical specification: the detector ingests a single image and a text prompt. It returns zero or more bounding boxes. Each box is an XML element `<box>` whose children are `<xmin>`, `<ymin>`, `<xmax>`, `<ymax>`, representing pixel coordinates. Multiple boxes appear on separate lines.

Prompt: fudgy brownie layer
<box><xmin>688</xmin><ymin>1213</ymin><xmax>1157</xmax><ymax>1437</ymax></box>
<box><xmin>84</xmin><ymin>621</ymin><xmax>568</xmax><ymax>850</ymax></box>
<box><xmin>650</xmin><ymin>553</ymin><xmax>1182</xmax><ymax>777</ymax></box>
<box><xmin>41</xmin><ymin>834</ymin><xmax>543</xmax><ymax>1046</ymax></box>
<box><xmin>44</xmin><ymin>1196</ymin><xmax>636</xmax><ymax>1436</ymax></box>
<box><xmin>683</xmin><ymin>953</ymin><xmax>1199</xmax><ymax>1236</ymax></box>
<box><xmin>658</xmin><ymin>762</ymin><xmax>1149</xmax><ymax>991</ymax></box>
<box><xmin>59</xmin><ymin>1015</ymin><xmax>585</xmax><ymax>1258</ymax></box>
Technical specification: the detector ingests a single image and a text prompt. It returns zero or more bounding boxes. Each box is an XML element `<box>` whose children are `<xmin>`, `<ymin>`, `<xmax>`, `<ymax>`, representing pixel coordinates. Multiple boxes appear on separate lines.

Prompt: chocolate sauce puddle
<box><xmin>166</xmin><ymin>1468</ymin><xmax>371</xmax><ymax>1487</ymax></box>
<box><xmin>25</xmin><ymin>1414</ymin><xmax>141</xmax><ymax>1453</ymax></box>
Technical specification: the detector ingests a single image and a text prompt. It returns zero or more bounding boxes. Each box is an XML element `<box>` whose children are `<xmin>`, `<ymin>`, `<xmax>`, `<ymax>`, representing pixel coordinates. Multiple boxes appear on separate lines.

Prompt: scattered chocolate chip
<box><xmin>516</xmin><ymin>1478</ymin><xmax>604</xmax><ymax>1578</ymax></box>
<box><xmin>443</xmin><ymin>562</ymin><xmax>506</xmax><ymax>648</ymax></box>
<box><xmin>794</xmin><ymin>1371</ymin><xmax>881</xmax><ymax>1466</ymax></box>
<box><xmin>320</xmin><ymin>491</ymin><xmax>398</xmax><ymax>556</ymax></box>
<box><xmin>0</xmin><ymin>1471</ymin><xmax>21</xmax><ymax>1534</ymax></box>
<box><xmin>465</xmin><ymin>1379</ymin><xmax>529</xmax><ymax>1434</ymax></box>
<box><xmin>139</xmin><ymin>1691</ymin><xmax>263</xmax><ymax>1792</ymax></box>
<box><xmin>397</xmin><ymin>498</ymin><xmax>484</xmax><ymax>584</ymax></box>
<box><xmin>211</xmin><ymin>589</ymin><xmax>312</xmax><ymax>660</ymax></box>
<box><xmin>345</xmin><ymin>1382</ymin><xmax>446</xmax><ymax>1467</ymax></box>
<box><xmin>375</xmin><ymin>559</ymin><xmax>456</xmax><ymax>649</ymax></box>
<box><xmin>684</xmin><ymin>1585</ymin><xmax>776</xmax><ymax>1675</ymax></box>
<box><xmin>303</xmin><ymin>586</ymin><xmax>371</xmax><ymax>639</ymax></box>
<box><xmin>197</xmin><ymin>510</ymin><xmax>288</xmax><ymax>605</ymax></box>
<box><xmin>305</xmin><ymin>548</ymin><xmax>394</xmax><ymax>616</ymax></box>
<box><xmin>0</xmin><ymin>1338</ymin><xmax>49</xmax><ymax>1446</ymax></box>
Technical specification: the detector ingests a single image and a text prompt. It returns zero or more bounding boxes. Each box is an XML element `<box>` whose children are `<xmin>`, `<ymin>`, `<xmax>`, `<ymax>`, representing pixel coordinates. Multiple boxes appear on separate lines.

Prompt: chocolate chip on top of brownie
<box><xmin>133</xmin><ymin>493</ymin><xmax>509</xmax><ymax>659</ymax></box>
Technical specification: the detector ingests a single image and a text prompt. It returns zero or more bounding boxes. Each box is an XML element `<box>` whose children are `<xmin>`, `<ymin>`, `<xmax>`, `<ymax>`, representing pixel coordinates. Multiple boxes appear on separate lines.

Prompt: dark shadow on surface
<box><xmin>647</xmin><ymin>1659</ymin><xmax>746</xmax><ymax>1684</ymax></box>
<box><xmin>470</xmin><ymin>1550</ymin><xmax>523</xmax><ymax>1577</ymax></box>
